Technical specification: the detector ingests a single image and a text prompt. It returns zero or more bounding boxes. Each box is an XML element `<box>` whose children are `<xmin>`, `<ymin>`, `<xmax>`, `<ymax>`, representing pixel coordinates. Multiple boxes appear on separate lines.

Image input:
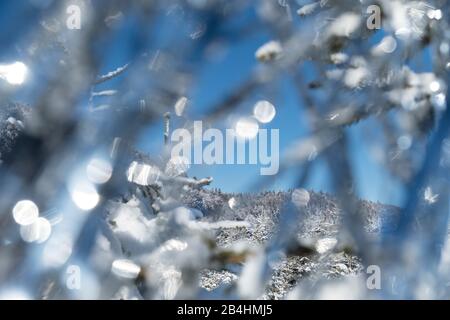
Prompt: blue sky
<box><xmin>134</xmin><ymin>17</ymin><xmax>406</xmax><ymax>205</ymax></box>
<box><xmin>0</xmin><ymin>1</ymin><xmax>413</xmax><ymax>206</ymax></box>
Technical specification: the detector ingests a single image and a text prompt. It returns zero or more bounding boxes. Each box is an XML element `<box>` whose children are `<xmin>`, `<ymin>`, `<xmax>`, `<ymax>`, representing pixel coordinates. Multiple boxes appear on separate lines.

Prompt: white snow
<box><xmin>297</xmin><ymin>2</ymin><xmax>319</xmax><ymax>16</ymax></box>
<box><xmin>326</xmin><ymin>13</ymin><xmax>361</xmax><ymax>38</ymax></box>
<box><xmin>174</xmin><ymin>96</ymin><xmax>188</xmax><ymax>117</ymax></box>
<box><xmin>291</xmin><ymin>189</ymin><xmax>310</xmax><ymax>208</ymax></box>
<box><xmin>127</xmin><ymin>161</ymin><xmax>161</xmax><ymax>185</ymax></box>
<box><xmin>236</xmin><ymin>117</ymin><xmax>259</xmax><ymax>139</ymax></box>
<box><xmin>255</xmin><ymin>41</ymin><xmax>283</xmax><ymax>62</ymax></box>
<box><xmin>12</xmin><ymin>200</ymin><xmax>39</xmax><ymax>226</ymax></box>
<box><xmin>165</xmin><ymin>156</ymin><xmax>190</xmax><ymax>177</ymax></box>
<box><xmin>111</xmin><ymin>259</ymin><xmax>141</xmax><ymax>279</ymax></box>
<box><xmin>253</xmin><ymin>100</ymin><xmax>276</xmax><ymax>124</ymax></box>
<box><xmin>316</xmin><ymin>237</ymin><xmax>337</xmax><ymax>254</ymax></box>
<box><xmin>424</xmin><ymin>187</ymin><xmax>439</xmax><ymax>204</ymax></box>
<box><xmin>238</xmin><ymin>250</ymin><xmax>266</xmax><ymax>299</ymax></box>
<box><xmin>19</xmin><ymin>217</ymin><xmax>51</xmax><ymax>243</ymax></box>
<box><xmin>86</xmin><ymin>157</ymin><xmax>113</xmax><ymax>184</ymax></box>
<box><xmin>0</xmin><ymin>61</ymin><xmax>28</xmax><ymax>85</ymax></box>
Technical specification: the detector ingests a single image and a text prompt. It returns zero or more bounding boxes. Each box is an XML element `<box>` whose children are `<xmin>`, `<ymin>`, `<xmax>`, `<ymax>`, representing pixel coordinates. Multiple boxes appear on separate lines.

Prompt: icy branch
<box><xmin>94</xmin><ymin>63</ymin><xmax>129</xmax><ymax>85</ymax></box>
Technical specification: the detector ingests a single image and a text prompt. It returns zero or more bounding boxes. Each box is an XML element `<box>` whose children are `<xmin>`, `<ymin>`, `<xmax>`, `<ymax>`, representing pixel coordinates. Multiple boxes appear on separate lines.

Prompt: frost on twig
<box><xmin>163</xmin><ymin>112</ymin><xmax>170</xmax><ymax>145</ymax></box>
<box><xmin>91</xmin><ymin>90</ymin><xmax>118</xmax><ymax>97</ymax></box>
<box><xmin>94</xmin><ymin>63</ymin><xmax>129</xmax><ymax>85</ymax></box>
<box><xmin>161</xmin><ymin>175</ymin><xmax>213</xmax><ymax>189</ymax></box>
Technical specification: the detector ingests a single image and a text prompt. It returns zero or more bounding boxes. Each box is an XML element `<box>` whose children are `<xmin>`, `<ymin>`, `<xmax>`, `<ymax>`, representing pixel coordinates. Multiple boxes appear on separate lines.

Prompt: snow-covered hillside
<box><xmin>70</xmin><ymin>182</ymin><xmax>400</xmax><ymax>300</ymax></box>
